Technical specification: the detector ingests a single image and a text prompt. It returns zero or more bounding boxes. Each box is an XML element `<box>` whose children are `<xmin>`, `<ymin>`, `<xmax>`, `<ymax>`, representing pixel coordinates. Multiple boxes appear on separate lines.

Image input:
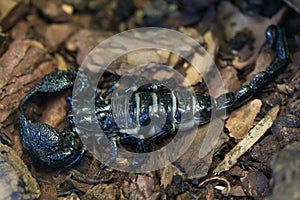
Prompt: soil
<box><xmin>0</xmin><ymin>0</ymin><xmax>299</xmax><ymax>199</ymax></box>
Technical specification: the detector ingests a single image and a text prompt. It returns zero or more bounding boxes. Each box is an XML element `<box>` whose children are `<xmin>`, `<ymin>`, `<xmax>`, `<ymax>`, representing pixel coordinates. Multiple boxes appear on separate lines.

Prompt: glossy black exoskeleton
<box><xmin>19</xmin><ymin>70</ymin><xmax>85</xmax><ymax>169</ymax></box>
<box><xmin>19</xmin><ymin>25</ymin><xmax>289</xmax><ymax>173</ymax></box>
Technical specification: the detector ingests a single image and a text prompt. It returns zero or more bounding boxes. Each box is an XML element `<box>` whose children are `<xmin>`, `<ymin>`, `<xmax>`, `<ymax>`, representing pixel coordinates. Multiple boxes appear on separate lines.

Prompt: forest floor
<box><xmin>0</xmin><ymin>0</ymin><xmax>299</xmax><ymax>199</ymax></box>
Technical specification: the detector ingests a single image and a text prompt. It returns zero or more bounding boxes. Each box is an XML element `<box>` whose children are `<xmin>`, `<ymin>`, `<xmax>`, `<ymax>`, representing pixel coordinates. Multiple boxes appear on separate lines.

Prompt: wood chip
<box><xmin>213</xmin><ymin>105</ymin><xmax>280</xmax><ymax>174</ymax></box>
<box><xmin>226</xmin><ymin>99</ymin><xmax>263</xmax><ymax>140</ymax></box>
<box><xmin>55</xmin><ymin>53</ymin><xmax>68</xmax><ymax>71</ymax></box>
<box><xmin>0</xmin><ymin>39</ymin><xmax>56</xmax><ymax>124</ymax></box>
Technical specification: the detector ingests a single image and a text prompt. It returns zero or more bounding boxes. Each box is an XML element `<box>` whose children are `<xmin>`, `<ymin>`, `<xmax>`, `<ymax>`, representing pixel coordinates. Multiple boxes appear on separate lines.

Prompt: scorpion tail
<box><xmin>266</xmin><ymin>26</ymin><xmax>290</xmax><ymax>77</ymax></box>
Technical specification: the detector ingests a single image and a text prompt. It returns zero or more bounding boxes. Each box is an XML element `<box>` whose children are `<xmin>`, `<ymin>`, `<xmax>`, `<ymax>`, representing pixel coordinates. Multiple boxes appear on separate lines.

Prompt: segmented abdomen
<box><xmin>110</xmin><ymin>86</ymin><xmax>204</xmax><ymax>137</ymax></box>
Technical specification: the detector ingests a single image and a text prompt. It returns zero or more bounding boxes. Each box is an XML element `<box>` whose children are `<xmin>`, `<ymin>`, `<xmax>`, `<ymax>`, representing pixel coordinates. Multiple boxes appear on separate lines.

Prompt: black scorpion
<box><xmin>19</xmin><ymin>25</ymin><xmax>289</xmax><ymax>172</ymax></box>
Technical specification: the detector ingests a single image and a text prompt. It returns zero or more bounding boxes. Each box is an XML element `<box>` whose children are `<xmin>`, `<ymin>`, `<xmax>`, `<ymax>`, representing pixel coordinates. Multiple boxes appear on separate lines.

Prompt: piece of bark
<box><xmin>242</xmin><ymin>171</ymin><xmax>269</xmax><ymax>198</ymax></box>
<box><xmin>0</xmin><ymin>39</ymin><xmax>57</xmax><ymax>125</ymax></box>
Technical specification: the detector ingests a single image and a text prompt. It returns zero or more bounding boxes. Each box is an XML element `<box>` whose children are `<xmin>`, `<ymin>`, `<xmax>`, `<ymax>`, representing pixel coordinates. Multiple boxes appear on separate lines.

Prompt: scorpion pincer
<box><xmin>19</xmin><ymin>25</ymin><xmax>289</xmax><ymax>173</ymax></box>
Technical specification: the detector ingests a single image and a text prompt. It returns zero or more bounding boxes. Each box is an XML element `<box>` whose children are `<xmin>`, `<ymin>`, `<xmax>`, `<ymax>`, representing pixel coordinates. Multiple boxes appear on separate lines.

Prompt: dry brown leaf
<box><xmin>226</xmin><ymin>99</ymin><xmax>263</xmax><ymax>140</ymax></box>
<box><xmin>58</xmin><ymin>193</ymin><xmax>80</xmax><ymax>200</ymax></box>
<box><xmin>82</xmin><ymin>183</ymin><xmax>119</xmax><ymax>200</ymax></box>
<box><xmin>0</xmin><ymin>0</ymin><xmax>17</xmax><ymax>22</ymax></box>
<box><xmin>246</xmin><ymin>51</ymin><xmax>274</xmax><ymax>83</ymax></box>
<box><xmin>228</xmin><ymin>186</ymin><xmax>247</xmax><ymax>197</ymax></box>
<box><xmin>66</xmin><ymin>30</ymin><xmax>113</xmax><ymax>65</ymax></box>
<box><xmin>213</xmin><ymin>105</ymin><xmax>280</xmax><ymax>174</ymax></box>
<box><xmin>220</xmin><ymin>67</ymin><xmax>240</xmax><ymax>92</ymax></box>
<box><xmin>160</xmin><ymin>165</ymin><xmax>175</xmax><ymax>189</ymax></box>
<box><xmin>126</xmin><ymin>49</ymin><xmax>165</xmax><ymax>67</ymax></box>
<box><xmin>209</xmin><ymin>66</ymin><xmax>241</xmax><ymax>97</ymax></box>
<box><xmin>204</xmin><ymin>30</ymin><xmax>219</xmax><ymax>60</ymax></box>
<box><xmin>35</xmin><ymin>171</ymin><xmax>58</xmax><ymax>200</ymax></box>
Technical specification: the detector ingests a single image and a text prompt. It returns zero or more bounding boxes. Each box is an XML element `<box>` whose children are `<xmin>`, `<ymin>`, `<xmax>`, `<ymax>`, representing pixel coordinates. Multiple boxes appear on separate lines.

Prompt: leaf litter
<box><xmin>0</xmin><ymin>0</ymin><xmax>299</xmax><ymax>199</ymax></box>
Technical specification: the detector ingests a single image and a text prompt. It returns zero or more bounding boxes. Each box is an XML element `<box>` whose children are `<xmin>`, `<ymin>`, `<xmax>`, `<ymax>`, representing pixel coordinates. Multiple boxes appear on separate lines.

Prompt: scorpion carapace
<box><xmin>19</xmin><ymin>25</ymin><xmax>289</xmax><ymax>172</ymax></box>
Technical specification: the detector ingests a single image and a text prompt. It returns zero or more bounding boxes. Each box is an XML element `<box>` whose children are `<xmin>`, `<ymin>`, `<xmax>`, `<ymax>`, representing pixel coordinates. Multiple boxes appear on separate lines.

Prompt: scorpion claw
<box><xmin>19</xmin><ymin>114</ymin><xmax>84</xmax><ymax>169</ymax></box>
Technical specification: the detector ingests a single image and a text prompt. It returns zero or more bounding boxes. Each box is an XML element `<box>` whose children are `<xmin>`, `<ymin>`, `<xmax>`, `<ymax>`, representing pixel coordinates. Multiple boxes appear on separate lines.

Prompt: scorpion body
<box><xmin>19</xmin><ymin>25</ymin><xmax>289</xmax><ymax>172</ymax></box>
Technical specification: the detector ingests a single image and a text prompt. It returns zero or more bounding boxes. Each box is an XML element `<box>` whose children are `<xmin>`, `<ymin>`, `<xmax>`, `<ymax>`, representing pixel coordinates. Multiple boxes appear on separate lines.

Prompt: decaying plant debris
<box><xmin>0</xmin><ymin>0</ymin><xmax>299</xmax><ymax>199</ymax></box>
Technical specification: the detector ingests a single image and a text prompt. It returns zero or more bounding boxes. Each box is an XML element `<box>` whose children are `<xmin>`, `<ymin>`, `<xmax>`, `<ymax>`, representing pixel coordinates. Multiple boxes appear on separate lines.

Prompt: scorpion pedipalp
<box><xmin>19</xmin><ymin>114</ymin><xmax>84</xmax><ymax>169</ymax></box>
<box><xmin>20</xmin><ymin>70</ymin><xmax>77</xmax><ymax>112</ymax></box>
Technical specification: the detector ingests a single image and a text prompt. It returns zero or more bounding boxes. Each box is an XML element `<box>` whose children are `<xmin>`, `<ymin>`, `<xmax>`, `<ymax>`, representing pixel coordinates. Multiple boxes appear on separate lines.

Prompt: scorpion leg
<box><xmin>98</xmin><ymin>134</ymin><xmax>147</xmax><ymax>172</ymax></box>
<box><xmin>147</xmin><ymin>122</ymin><xmax>176</xmax><ymax>143</ymax></box>
<box><xmin>118</xmin><ymin>135</ymin><xmax>147</xmax><ymax>169</ymax></box>
<box><xmin>100</xmin><ymin>74</ymin><xmax>121</xmax><ymax>99</ymax></box>
<box><xmin>98</xmin><ymin>137</ymin><xmax>118</xmax><ymax>174</ymax></box>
